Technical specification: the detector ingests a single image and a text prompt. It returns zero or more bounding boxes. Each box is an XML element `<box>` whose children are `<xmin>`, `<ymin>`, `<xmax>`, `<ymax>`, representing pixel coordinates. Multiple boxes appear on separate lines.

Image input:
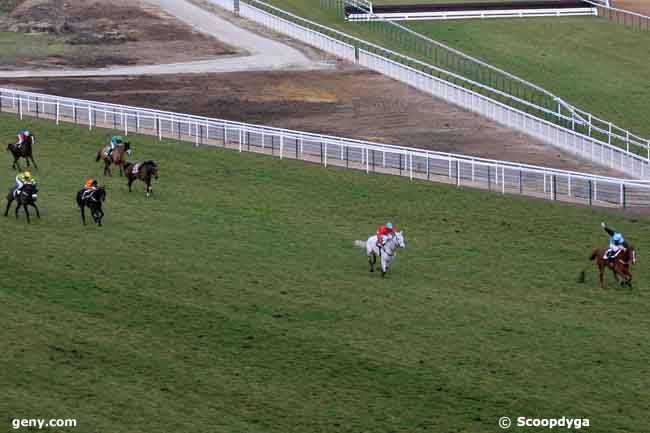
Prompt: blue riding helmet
<box><xmin>612</xmin><ymin>233</ymin><xmax>624</xmax><ymax>245</ymax></box>
<box><xmin>386</xmin><ymin>222</ymin><xmax>393</xmax><ymax>229</ymax></box>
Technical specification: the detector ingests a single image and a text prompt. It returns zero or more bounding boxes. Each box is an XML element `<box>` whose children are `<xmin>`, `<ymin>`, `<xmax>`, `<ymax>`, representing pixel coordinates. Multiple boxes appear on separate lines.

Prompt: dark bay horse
<box><xmin>7</xmin><ymin>134</ymin><xmax>37</xmax><ymax>170</ymax></box>
<box><xmin>589</xmin><ymin>245</ymin><xmax>636</xmax><ymax>289</ymax></box>
<box><xmin>96</xmin><ymin>142</ymin><xmax>131</xmax><ymax>176</ymax></box>
<box><xmin>76</xmin><ymin>187</ymin><xmax>106</xmax><ymax>226</ymax></box>
<box><xmin>5</xmin><ymin>183</ymin><xmax>40</xmax><ymax>223</ymax></box>
<box><xmin>125</xmin><ymin>160</ymin><xmax>159</xmax><ymax>197</ymax></box>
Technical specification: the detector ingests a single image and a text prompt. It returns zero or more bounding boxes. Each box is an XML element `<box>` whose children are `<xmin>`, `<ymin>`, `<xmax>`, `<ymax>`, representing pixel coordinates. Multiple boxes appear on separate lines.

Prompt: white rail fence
<box><xmin>240</xmin><ymin>0</ymin><xmax>650</xmax><ymax>160</ymax></box>
<box><xmin>2</xmin><ymin>89</ymin><xmax>649</xmax><ymax>208</ymax></box>
<box><xmin>210</xmin><ymin>0</ymin><xmax>650</xmax><ymax>180</ymax></box>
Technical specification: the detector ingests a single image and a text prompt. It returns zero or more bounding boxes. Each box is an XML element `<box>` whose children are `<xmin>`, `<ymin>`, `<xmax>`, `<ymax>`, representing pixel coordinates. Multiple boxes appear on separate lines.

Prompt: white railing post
<box><xmin>239</xmin><ymin>129</ymin><xmax>243</xmax><ymax>152</ymax></box>
<box><xmin>280</xmin><ymin>135</ymin><xmax>284</xmax><ymax>159</ymax></box>
<box><xmin>88</xmin><ymin>105</ymin><xmax>92</xmax><ymax>130</ymax></box>
<box><xmin>124</xmin><ymin>113</ymin><xmax>128</xmax><ymax>136</ymax></box>
<box><xmin>324</xmin><ymin>143</ymin><xmax>328</xmax><ymax>167</ymax></box>
<box><xmin>366</xmin><ymin>148</ymin><xmax>369</xmax><ymax>173</ymax></box>
<box><xmin>56</xmin><ymin>101</ymin><xmax>60</xmax><ymax>124</ymax></box>
<box><xmin>409</xmin><ymin>153</ymin><xmax>413</xmax><ymax>180</ymax></box>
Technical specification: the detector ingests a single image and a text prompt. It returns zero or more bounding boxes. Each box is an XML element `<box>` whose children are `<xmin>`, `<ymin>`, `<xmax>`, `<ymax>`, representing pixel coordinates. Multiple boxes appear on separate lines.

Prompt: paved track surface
<box><xmin>0</xmin><ymin>0</ymin><xmax>326</xmax><ymax>78</ymax></box>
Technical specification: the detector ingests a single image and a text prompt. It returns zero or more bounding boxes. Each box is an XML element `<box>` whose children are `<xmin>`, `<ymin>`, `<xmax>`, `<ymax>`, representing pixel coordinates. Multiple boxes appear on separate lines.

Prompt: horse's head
<box><xmin>146</xmin><ymin>161</ymin><xmax>159</xmax><ymax>179</ymax></box>
<box><xmin>629</xmin><ymin>245</ymin><xmax>636</xmax><ymax>265</ymax></box>
<box><xmin>98</xmin><ymin>186</ymin><xmax>107</xmax><ymax>202</ymax></box>
<box><xmin>22</xmin><ymin>183</ymin><xmax>37</xmax><ymax>200</ymax></box>
<box><xmin>124</xmin><ymin>142</ymin><xmax>132</xmax><ymax>156</ymax></box>
<box><xmin>6</xmin><ymin>142</ymin><xmax>13</xmax><ymax>151</ymax></box>
<box><xmin>395</xmin><ymin>231</ymin><xmax>405</xmax><ymax>249</ymax></box>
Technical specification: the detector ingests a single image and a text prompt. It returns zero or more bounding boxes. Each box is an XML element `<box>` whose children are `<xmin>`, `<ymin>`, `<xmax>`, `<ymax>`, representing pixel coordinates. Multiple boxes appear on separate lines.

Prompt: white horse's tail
<box><xmin>354</xmin><ymin>240</ymin><xmax>366</xmax><ymax>248</ymax></box>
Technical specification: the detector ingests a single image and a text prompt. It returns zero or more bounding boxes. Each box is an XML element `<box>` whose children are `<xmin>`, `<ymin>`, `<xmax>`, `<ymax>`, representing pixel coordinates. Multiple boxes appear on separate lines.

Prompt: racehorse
<box><xmin>96</xmin><ymin>141</ymin><xmax>131</xmax><ymax>176</ymax></box>
<box><xmin>355</xmin><ymin>231</ymin><xmax>405</xmax><ymax>277</ymax></box>
<box><xmin>589</xmin><ymin>245</ymin><xmax>636</xmax><ymax>289</ymax></box>
<box><xmin>125</xmin><ymin>160</ymin><xmax>159</xmax><ymax>197</ymax></box>
<box><xmin>76</xmin><ymin>186</ymin><xmax>106</xmax><ymax>226</ymax></box>
<box><xmin>5</xmin><ymin>183</ymin><xmax>40</xmax><ymax>223</ymax></box>
<box><xmin>7</xmin><ymin>134</ymin><xmax>37</xmax><ymax>170</ymax></box>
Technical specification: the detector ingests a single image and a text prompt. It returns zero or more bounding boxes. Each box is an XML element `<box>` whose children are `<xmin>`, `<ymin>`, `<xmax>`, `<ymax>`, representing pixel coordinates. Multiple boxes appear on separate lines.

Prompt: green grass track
<box><xmin>1</xmin><ymin>115</ymin><xmax>649</xmax><ymax>432</ymax></box>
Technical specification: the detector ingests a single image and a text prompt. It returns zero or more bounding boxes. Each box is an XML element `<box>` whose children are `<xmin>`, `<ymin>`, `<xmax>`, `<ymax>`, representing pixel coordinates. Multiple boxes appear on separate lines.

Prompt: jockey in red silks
<box><xmin>376</xmin><ymin>222</ymin><xmax>396</xmax><ymax>248</ymax></box>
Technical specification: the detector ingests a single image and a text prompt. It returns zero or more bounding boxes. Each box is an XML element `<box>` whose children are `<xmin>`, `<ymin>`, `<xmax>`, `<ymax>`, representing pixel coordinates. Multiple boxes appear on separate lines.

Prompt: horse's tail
<box><xmin>589</xmin><ymin>249</ymin><xmax>599</xmax><ymax>261</ymax></box>
<box><xmin>354</xmin><ymin>240</ymin><xmax>366</xmax><ymax>249</ymax></box>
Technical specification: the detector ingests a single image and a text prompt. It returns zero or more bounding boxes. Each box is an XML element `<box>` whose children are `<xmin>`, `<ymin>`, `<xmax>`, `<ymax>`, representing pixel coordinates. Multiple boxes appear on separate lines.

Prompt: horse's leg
<box><xmin>119</xmin><ymin>162</ymin><xmax>124</xmax><ymax>177</ymax></box>
<box><xmin>32</xmin><ymin>203</ymin><xmax>40</xmax><ymax>219</ymax></box>
<box><xmin>368</xmin><ymin>253</ymin><xmax>375</xmax><ymax>272</ymax></box>
<box><xmin>97</xmin><ymin>208</ymin><xmax>104</xmax><ymax>226</ymax></box>
<box><xmin>21</xmin><ymin>203</ymin><xmax>30</xmax><ymax>223</ymax></box>
<box><xmin>29</xmin><ymin>155</ymin><xmax>37</xmax><ymax>169</ymax></box>
<box><xmin>128</xmin><ymin>178</ymin><xmax>134</xmax><ymax>192</ymax></box>
<box><xmin>105</xmin><ymin>160</ymin><xmax>112</xmax><ymax>177</ymax></box>
<box><xmin>4</xmin><ymin>197</ymin><xmax>13</xmax><ymax>217</ymax></box>
<box><xmin>80</xmin><ymin>204</ymin><xmax>86</xmax><ymax>225</ymax></box>
<box><xmin>15</xmin><ymin>202</ymin><xmax>21</xmax><ymax>219</ymax></box>
<box><xmin>146</xmin><ymin>179</ymin><xmax>151</xmax><ymax>197</ymax></box>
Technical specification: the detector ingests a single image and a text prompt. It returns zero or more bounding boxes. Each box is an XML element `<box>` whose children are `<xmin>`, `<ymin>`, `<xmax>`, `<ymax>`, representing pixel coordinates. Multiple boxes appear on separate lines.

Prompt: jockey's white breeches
<box><xmin>609</xmin><ymin>243</ymin><xmax>623</xmax><ymax>252</ymax></box>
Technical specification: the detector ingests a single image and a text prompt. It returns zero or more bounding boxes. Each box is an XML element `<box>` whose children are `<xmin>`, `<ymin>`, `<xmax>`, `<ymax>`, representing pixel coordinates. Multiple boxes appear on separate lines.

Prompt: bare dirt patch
<box><xmin>0</xmin><ymin>67</ymin><xmax>620</xmax><ymax>177</ymax></box>
<box><xmin>611</xmin><ymin>0</ymin><xmax>650</xmax><ymax>16</ymax></box>
<box><xmin>0</xmin><ymin>0</ymin><xmax>237</xmax><ymax>69</ymax></box>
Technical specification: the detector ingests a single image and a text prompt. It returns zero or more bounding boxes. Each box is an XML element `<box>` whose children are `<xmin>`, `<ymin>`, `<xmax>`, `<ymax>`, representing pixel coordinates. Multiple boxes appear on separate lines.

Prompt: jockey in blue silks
<box><xmin>601</xmin><ymin>222</ymin><xmax>628</xmax><ymax>261</ymax></box>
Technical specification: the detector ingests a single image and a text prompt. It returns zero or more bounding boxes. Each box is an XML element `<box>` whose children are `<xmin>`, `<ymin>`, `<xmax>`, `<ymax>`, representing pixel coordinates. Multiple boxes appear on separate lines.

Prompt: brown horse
<box><xmin>7</xmin><ymin>134</ymin><xmax>37</xmax><ymax>170</ymax></box>
<box><xmin>96</xmin><ymin>142</ymin><xmax>131</xmax><ymax>176</ymax></box>
<box><xmin>125</xmin><ymin>160</ymin><xmax>159</xmax><ymax>197</ymax></box>
<box><xmin>589</xmin><ymin>245</ymin><xmax>636</xmax><ymax>289</ymax></box>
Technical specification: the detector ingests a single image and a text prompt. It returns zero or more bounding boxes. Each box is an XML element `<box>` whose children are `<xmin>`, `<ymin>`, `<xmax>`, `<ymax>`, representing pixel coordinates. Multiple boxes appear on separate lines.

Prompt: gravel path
<box><xmin>0</xmin><ymin>0</ymin><xmax>327</xmax><ymax>78</ymax></box>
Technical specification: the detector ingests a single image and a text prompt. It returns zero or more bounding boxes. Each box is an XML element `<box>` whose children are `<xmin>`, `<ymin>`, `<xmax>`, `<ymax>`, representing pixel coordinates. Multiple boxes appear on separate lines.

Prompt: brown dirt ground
<box><xmin>0</xmin><ymin>0</ymin><xmax>237</xmax><ymax>69</ymax></box>
<box><xmin>611</xmin><ymin>0</ymin><xmax>650</xmax><ymax>16</ymax></box>
<box><xmin>0</xmin><ymin>68</ymin><xmax>621</xmax><ymax>177</ymax></box>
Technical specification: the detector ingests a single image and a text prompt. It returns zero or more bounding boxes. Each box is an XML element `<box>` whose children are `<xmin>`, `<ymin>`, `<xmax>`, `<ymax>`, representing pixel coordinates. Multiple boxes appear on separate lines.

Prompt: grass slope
<box><xmin>268</xmin><ymin>0</ymin><xmax>650</xmax><ymax>138</ymax></box>
<box><xmin>1</xmin><ymin>115</ymin><xmax>649</xmax><ymax>433</ymax></box>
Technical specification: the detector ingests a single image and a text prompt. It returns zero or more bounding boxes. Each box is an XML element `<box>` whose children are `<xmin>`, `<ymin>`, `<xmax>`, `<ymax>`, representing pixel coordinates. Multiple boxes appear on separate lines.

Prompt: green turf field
<box><xmin>1</xmin><ymin>115</ymin><xmax>649</xmax><ymax>432</ymax></box>
<box><xmin>268</xmin><ymin>0</ymin><xmax>650</xmax><ymax>139</ymax></box>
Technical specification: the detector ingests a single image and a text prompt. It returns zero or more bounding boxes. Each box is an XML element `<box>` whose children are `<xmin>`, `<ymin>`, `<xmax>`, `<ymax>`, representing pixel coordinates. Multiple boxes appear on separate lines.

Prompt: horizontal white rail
<box><xmin>2</xmin><ymin>88</ymin><xmax>649</xmax><ymax>208</ymax></box>
<box><xmin>245</xmin><ymin>0</ymin><xmax>649</xmax><ymax>162</ymax></box>
<box><xmin>225</xmin><ymin>0</ymin><xmax>650</xmax><ymax>179</ymax></box>
<box><xmin>347</xmin><ymin>7</ymin><xmax>597</xmax><ymax>21</ymax></box>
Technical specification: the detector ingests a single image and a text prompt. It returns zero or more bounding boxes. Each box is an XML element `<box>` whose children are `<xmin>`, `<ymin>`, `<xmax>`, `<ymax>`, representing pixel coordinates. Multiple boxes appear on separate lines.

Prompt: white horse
<box><xmin>355</xmin><ymin>231</ymin><xmax>405</xmax><ymax>277</ymax></box>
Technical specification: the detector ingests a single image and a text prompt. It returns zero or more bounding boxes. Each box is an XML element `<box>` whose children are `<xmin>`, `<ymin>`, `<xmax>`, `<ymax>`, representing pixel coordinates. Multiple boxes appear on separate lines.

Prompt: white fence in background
<box><xmin>2</xmin><ymin>89</ymin><xmax>649</xmax><ymax>208</ymax></box>
<box><xmin>219</xmin><ymin>0</ymin><xmax>650</xmax><ymax>180</ymax></box>
<box><xmin>206</xmin><ymin>0</ymin><xmax>650</xmax><ymax>177</ymax></box>
<box><xmin>346</xmin><ymin>7</ymin><xmax>597</xmax><ymax>21</ymax></box>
